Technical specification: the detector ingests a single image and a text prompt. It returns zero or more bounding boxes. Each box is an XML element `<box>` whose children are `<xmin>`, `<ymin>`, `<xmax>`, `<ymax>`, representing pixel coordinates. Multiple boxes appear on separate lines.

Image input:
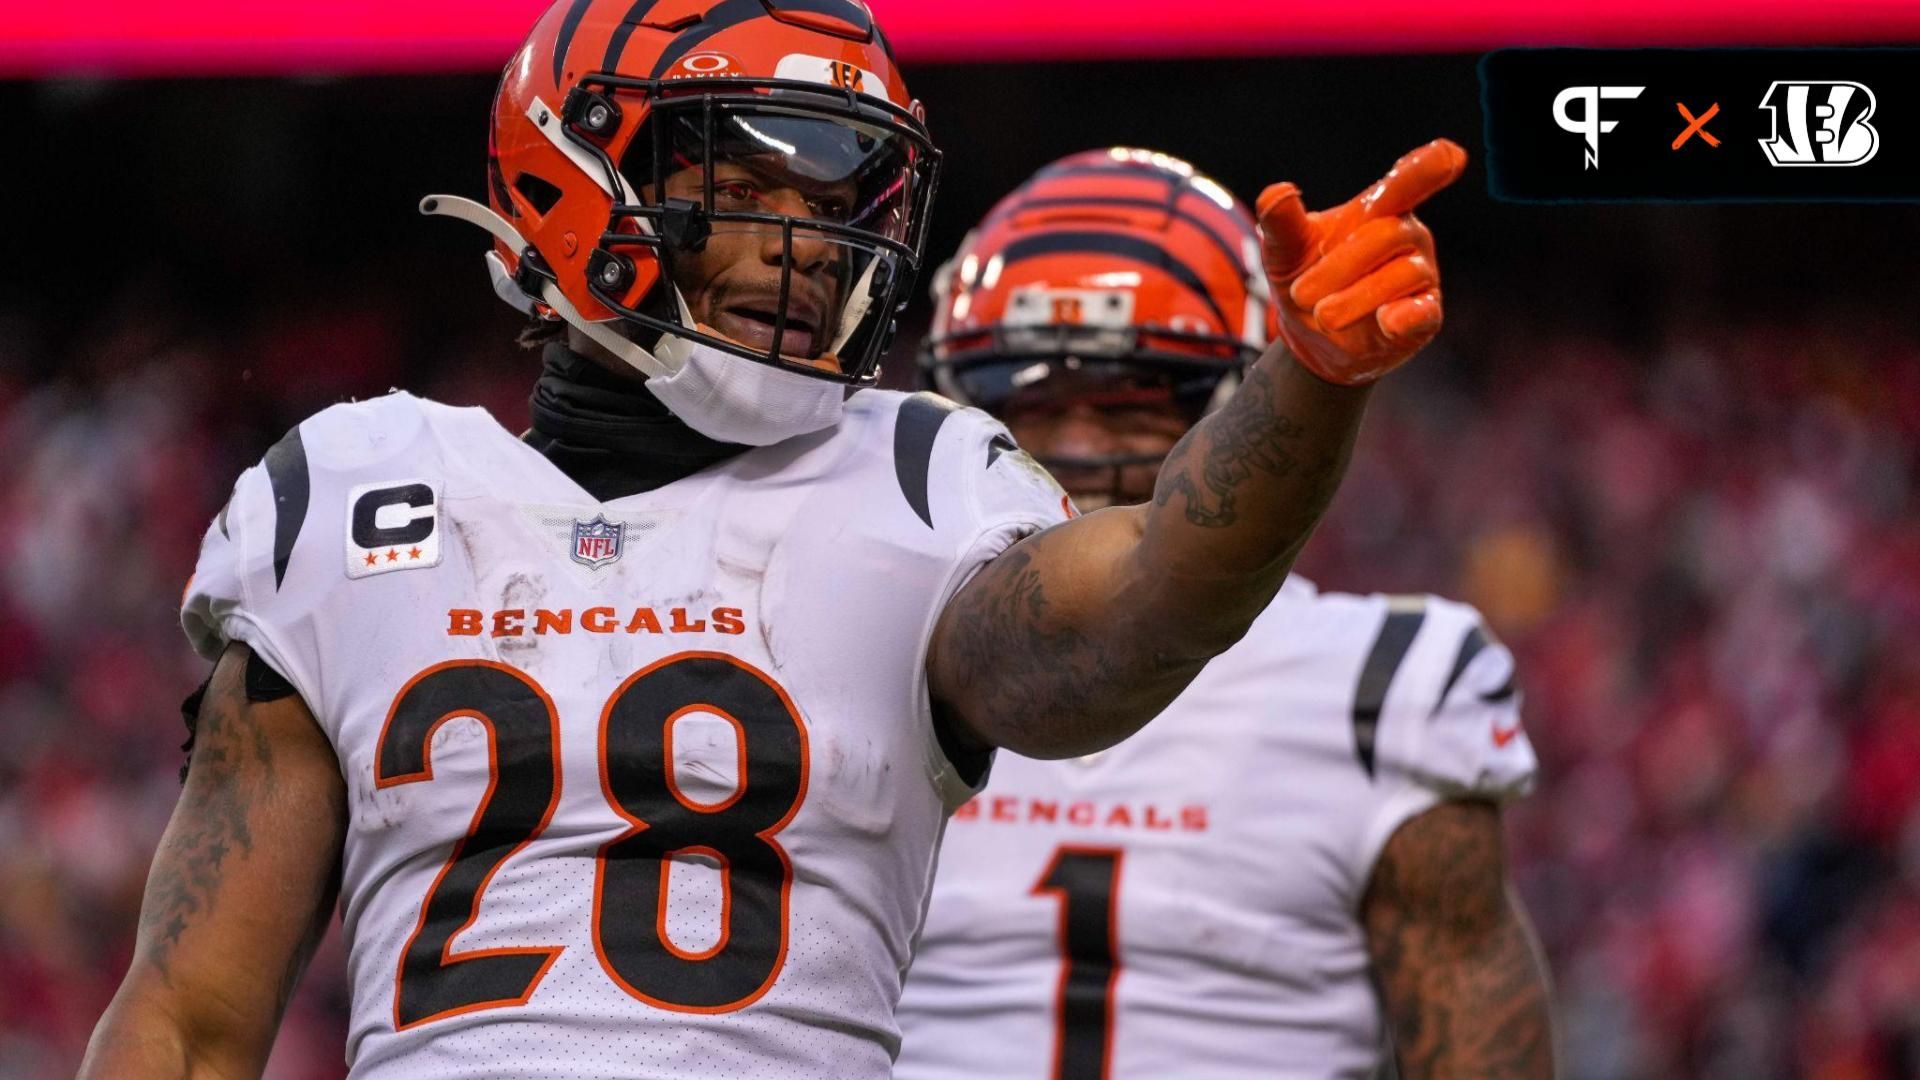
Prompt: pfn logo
<box><xmin>1758</xmin><ymin>81</ymin><xmax>1879</xmax><ymax>167</ymax></box>
<box><xmin>1553</xmin><ymin>85</ymin><xmax>1645</xmax><ymax>169</ymax></box>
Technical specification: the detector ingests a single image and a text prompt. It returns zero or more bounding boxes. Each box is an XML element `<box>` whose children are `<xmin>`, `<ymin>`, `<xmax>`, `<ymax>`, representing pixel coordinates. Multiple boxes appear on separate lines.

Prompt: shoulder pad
<box><xmin>294</xmin><ymin>391</ymin><xmax>440</xmax><ymax>472</ymax></box>
<box><xmin>179</xmin><ymin>394</ymin><xmax>459</xmax><ymax>710</ymax></box>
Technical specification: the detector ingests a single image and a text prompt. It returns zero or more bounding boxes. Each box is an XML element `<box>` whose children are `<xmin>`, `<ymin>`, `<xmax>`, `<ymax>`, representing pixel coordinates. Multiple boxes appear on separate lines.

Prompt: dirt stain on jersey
<box><xmin>814</xmin><ymin>732</ymin><xmax>893</xmax><ymax>837</ymax></box>
<box><xmin>497</xmin><ymin>571</ymin><xmax>549</xmax><ymax>658</ymax></box>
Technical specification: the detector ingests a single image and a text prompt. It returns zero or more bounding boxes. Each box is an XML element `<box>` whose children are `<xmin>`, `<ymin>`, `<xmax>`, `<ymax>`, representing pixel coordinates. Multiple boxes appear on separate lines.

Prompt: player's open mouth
<box><xmin>717</xmin><ymin>306</ymin><xmax>820</xmax><ymax>360</ymax></box>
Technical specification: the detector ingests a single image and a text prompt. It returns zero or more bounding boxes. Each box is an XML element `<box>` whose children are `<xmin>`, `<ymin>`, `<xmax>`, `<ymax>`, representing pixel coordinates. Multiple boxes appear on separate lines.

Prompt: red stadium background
<box><xmin>4</xmin><ymin>4</ymin><xmax>1920</xmax><ymax>1078</ymax></box>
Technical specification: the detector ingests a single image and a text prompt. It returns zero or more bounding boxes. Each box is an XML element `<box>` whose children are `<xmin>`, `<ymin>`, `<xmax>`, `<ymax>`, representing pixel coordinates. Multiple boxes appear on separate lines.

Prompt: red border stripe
<box><xmin>5</xmin><ymin>1</ymin><xmax>1920</xmax><ymax>77</ymax></box>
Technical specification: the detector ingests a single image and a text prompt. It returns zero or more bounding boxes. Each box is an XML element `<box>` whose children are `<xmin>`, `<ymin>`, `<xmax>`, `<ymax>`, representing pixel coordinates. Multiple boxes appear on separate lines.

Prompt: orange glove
<box><xmin>1256</xmin><ymin>139</ymin><xmax>1468</xmax><ymax>386</ymax></box>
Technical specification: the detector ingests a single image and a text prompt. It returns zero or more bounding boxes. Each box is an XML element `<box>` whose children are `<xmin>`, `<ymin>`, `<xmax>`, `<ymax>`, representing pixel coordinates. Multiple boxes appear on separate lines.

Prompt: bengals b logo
<box><xmin>1050</xmin><ymin>296</ymin><xmax>1084</xmax><ymax>324</ymax></box>
<box><xmin>1758</xmin><ymin>81</ymin><xmax>1879</xmax><ymax>167</ymax></box>
<box><xmin>829</xmin><ymin>61</ymin><xmax>865</xmax><ymax>92</ymax></box>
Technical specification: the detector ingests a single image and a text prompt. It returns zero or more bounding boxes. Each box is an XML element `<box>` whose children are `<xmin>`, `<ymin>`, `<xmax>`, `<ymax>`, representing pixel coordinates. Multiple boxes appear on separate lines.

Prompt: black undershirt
<box><xmin>523</xmin><ymin>342</ymin><xmax>749</xmax><ymax>501</ymax></box>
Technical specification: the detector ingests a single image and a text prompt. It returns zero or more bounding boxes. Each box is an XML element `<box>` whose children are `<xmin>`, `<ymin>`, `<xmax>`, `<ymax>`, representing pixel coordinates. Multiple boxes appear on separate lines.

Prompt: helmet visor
<box><xmin>629</xmin><ymin>103</ymin><xmax>918</xmax><ymax>246</ymax></box>
<box><xmin>940</xmin><ymin>355</ymin><xmax>1229</xmax><ymax>425</ymax></box>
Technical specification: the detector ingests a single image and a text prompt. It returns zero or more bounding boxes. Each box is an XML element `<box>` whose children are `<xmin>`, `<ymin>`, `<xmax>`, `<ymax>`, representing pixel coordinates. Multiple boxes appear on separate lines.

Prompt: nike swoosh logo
<box><xmin>1492</xmin><ymin>723</ymin><xmax>1523</xmax><ymax>748</ymax></box>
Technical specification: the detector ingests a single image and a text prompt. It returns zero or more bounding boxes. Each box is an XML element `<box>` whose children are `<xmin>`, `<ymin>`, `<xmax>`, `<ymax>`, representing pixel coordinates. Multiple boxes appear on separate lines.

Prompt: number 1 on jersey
<box><xmin>1033</xmin><ymin>846</ymin><xmax>1124</xmax><ymax>1080</ymax></box>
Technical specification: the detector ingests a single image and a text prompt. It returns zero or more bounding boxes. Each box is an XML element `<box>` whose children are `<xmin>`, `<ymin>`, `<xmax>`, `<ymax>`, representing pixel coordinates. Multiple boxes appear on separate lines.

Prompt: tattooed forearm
<box><xmin>1153</xmin><ymin>365</ymin><xmax>1310</xmax><ymax>528</ymax></box>
<box><xmin>139</xmin><ymin>666</ymin><xmax>271</xmax><ymax>980</ymax></box>
<box><xmin>1362</xmin><ymin>800</ymin><xmax>1555</xmax><ymax>1079</ymax></box>
<box><xmin>1145</xmin><ymin>353</ymin><xmax>1367</xmax><ymax>596</ymax></box>
<box><xmin>1132</xmin><ymin>352</ymin><xmax>1369</xmax><ymax>656</ymax></box>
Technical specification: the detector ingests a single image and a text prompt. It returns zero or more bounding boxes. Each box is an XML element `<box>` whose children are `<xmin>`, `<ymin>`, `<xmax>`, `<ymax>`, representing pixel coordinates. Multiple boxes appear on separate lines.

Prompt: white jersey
<box><xmin>895</xmin><ymin>577</ymin><xmax>1538</xmax><ymax>1080</ymax></box>
<box><xmin>181</xmin><ymin>389</ymin><xmax>1069</xmax><ymax>1079</ymax></box>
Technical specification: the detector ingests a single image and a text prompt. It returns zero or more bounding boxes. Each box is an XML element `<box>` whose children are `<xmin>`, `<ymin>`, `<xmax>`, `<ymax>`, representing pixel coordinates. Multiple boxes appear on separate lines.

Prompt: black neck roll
<box><xmin>524</xmin><ymin>342</ymin><xmax>746</xmax><ymax>501</ymax></box>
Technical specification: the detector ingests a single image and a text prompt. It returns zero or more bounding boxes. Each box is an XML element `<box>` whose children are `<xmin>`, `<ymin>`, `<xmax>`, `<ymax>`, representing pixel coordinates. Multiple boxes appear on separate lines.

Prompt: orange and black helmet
<box><xmin>484</xmin><ymin>0</ymin><xmax>940</xmax><ymax>384</ymax></box>
<box><xmin>922</xmin><ymin>148</ymin><xmax>1271</xmax><ymax>422</ymax></box>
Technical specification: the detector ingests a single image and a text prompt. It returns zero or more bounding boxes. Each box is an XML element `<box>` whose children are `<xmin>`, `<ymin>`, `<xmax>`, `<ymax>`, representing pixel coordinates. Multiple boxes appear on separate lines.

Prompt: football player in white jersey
<box><xmin>896</xmin><ymin>150</ymin><xmax>1554</xmax><ymax>1080</ymax></box>
<box><xmin>82</xmin><ymin>0</ymin><xmax>1470</xmax><ymax>1071</ymax></box>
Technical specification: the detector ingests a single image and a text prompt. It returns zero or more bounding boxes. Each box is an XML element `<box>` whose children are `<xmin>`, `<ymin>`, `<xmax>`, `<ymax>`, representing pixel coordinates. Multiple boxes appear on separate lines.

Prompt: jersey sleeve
<box><xmin>181</xmin><ymin>424</ymin><xmax>327</xmax><ymax>715</ymax></box>
<box><xmin>895</xmin><ymin>392</ymin><xmax>1076</xmax><ymax>807</ymax></box>
<box><xmin>1354</xmin><ymin>596</ymin><xmax>1539</xmax><ymax>879</ymax></box>
<box><xmin>964</xmin><ymin>416</ymin><xmax>1077</xmax><ymax>536</ymax></box>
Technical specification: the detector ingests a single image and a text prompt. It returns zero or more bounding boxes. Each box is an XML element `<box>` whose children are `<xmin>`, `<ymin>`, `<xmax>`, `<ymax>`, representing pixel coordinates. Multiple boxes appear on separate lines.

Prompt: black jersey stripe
<box><xmin>1480</xmin><ymin>669</ymin><xmax>1517</xmax><ymax>704</ymax></box>
<box><xmin>894</xmin><ymin>391</ymin><xmax>959</xmax><ymax>528</ymax></box>
<box><xmin>986</xmin><ymin>432</ymin><xmax>1016</xmax><ymax>470</ymax></box>
<box><xmin>1352</xmin><ymin>601</ymin><xmax>1427</xmax><ymax>777</ymax></box>
<box><xmin>1433</xmin><ymin>624</ymin><xmax>1488</xmax><ymax>716</ymax></box>
<box><xmin>263</xmin><ymin>425</ymin><xmax>310</xmax><ymax>591</ymax></box>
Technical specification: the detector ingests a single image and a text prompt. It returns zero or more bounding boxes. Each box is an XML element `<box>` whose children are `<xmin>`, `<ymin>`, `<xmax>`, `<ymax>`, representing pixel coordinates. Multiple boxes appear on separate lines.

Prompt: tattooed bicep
<box><xmin>1361</xmin><ymin>800</ymin><xmax>1556</xmax><ymax>1079</ymax></box>
<box><xmin>928</xmin><ymin>507</ymin><xmax>1170</xmax><ymax>757</ymax></box>
<box><xmin>138</xmin><ymin>643</ymin><xmax>343</xmax><ymax>984</ymax></box>
<box><xmin>1364</xmin><ymin>799</ymin><xmax>1508</xmax><ymax>935</ymax></box>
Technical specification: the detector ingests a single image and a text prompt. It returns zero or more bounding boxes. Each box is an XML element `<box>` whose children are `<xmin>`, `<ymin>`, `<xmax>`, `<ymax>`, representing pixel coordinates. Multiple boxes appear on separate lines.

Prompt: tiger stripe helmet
<box><xmin>481</xmin><ymin>0</ymin><xmax>941</xmax><ymax>385</ymax></box>
<box><xmin>922</xmin><ymin>148</ymin><xmax>1273</xmax><ymax>415</ymax></box>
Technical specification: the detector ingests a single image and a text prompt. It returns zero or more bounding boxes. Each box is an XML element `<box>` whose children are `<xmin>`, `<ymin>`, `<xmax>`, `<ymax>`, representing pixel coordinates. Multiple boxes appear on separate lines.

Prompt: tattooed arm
<box><xmin>929</xmin><ymin>357</ymin><xmax>1370</xmax><ymax>757</ymax></box>
<box><xmin>81</xmin><ymin>642</ymin><xmax>346</xmax><ymax>1079</ymax></box>
<box><xmin>1361</xmin><ymin>799</ymin><xmax>1556</xmax><ymax>1080</ymax></box>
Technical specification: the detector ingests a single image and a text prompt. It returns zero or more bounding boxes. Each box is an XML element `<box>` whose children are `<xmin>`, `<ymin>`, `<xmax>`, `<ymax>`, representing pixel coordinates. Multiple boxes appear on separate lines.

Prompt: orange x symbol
<box><xmin>1673</xmin><ymin>102</ymin><xmax>1721</xmax><ymax>149</ymax></box>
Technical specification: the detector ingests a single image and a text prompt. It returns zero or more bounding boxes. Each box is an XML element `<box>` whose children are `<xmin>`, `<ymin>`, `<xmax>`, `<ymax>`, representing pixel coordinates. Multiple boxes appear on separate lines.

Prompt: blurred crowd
<box><xmin>2</xmin><ymin>283</ymin><xmax>1917</xmax><ymax>1078</ymax></box>
<box><xmin>1297</xmin><ymin>317</ymin><xmax>1920</xmax><ymax>1079</ymax></box>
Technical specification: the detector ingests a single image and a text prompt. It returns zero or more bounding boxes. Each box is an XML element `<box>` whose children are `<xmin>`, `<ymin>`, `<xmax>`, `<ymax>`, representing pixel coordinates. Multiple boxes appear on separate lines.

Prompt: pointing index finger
<box><xmin>1347</xmin><ymin>138</ymin><xmax>1468</xmax><ymax>224</ymax></box>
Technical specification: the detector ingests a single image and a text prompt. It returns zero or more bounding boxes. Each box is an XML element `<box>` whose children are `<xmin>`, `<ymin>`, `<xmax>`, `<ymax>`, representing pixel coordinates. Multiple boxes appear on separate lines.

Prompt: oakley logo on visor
<box><xmin>667</xmin><ymin>51</ymin><xmax>741</xmax><ymax>79</ymax></box>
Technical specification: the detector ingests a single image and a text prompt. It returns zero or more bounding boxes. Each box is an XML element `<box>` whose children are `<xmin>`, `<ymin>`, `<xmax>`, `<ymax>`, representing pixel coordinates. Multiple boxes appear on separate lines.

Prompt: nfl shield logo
<box><xmin>570</xmin><ymin>514</ymin><xmax>625</xmax><ymax>569</ymax></box>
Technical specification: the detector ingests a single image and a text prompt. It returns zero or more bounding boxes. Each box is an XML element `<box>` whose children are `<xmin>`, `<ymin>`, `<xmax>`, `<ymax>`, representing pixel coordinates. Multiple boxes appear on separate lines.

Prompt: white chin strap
<box><xmin>830</xmin><ymin>258</ymin><xmax>880</xmax><ymax>355</ymax></box>
<box><xmin>419</xmin><ymin>194</ymin><xmax>676</xmax><ymax>381</ymax></box>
